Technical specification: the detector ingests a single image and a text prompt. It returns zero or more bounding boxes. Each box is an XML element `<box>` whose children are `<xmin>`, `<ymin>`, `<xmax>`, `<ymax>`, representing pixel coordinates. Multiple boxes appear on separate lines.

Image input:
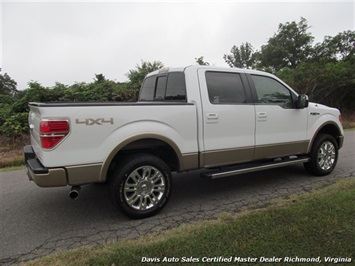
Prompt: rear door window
<box><xmin>205</xmin><ymin>72</ymin><xmax>246</xmax><ymax>104</ymax></box>
<box><xmin>165</xmin><ymin>72</ymin><xmax>186</xmax><ymax>101</ymax></box>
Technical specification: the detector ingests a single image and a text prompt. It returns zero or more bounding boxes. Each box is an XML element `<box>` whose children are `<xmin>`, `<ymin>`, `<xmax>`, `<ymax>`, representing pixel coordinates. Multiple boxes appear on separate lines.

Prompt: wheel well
<box><xmin>107</xmin><ymin>139</ymin><xmax>180</xmax><ymax>179</ymax></box>
<box><xmin>313</xmin><ymin>123</ymin><xmax>342</xmax><ymax>148</ymax></box>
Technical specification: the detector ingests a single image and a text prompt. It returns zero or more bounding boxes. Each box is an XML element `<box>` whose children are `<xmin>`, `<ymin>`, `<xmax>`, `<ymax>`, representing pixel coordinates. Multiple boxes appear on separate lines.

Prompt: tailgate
<box><xmin>28</xmin><ymin>105</ymin><xmax>43</xmax><ymax>162</ymax></box>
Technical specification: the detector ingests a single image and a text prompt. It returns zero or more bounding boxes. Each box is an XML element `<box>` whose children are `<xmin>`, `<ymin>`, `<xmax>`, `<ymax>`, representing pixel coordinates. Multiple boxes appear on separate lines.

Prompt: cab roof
<box><xmin>146</xmin><ymin>65</ymin><xmax>274</xmax><ymax>78</ymax></box>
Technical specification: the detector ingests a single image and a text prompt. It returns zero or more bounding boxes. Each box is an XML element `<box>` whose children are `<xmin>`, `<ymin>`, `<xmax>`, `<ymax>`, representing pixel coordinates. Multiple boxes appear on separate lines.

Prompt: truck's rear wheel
<box><xmin>304</xmin><ymin>134</ymin><xmax>338</xmax><ymax>176</ymax></box>
<box><xmin>109</xmin><ymin>154</ymin><xmax>172</xmax><ymax>219</ymax></box>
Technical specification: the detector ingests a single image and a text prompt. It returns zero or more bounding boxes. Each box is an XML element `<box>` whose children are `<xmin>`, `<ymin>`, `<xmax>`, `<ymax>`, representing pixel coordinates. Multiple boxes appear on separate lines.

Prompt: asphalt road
<box><xmin>1</xmin><ymin>131</ymin><xmax>354</xmax><ymax>265</ymax></box>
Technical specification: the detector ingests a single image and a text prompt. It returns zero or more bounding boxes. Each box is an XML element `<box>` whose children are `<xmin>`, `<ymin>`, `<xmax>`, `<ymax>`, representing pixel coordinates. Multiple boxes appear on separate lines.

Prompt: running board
<box><xmin>201</xmin><ymin>157</ymin><xmax>310</xmax><ymax>179</ymax></box>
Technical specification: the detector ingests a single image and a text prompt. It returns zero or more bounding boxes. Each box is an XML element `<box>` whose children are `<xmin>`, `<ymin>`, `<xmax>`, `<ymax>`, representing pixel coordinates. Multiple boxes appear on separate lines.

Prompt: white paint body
<box><xmin>28</xmin><ymin>65</ymin><xmax>343</xmax><ymax>174</ymax></box>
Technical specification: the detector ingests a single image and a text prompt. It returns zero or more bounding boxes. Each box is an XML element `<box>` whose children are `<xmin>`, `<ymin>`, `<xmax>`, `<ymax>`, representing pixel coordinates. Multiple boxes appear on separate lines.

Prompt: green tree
<box><xmin>277</xmin><ymin>60</ymin><xmax>355</xmax><ymax>112</ymax></box>
<box><xmin>276</xmin><ymin>28</ymin><xmax>355</xmax><ymax>112</ymax></box>
<box><xmin>94</xmin><ymin>73</ymin><xmax>106</xmax><ymax>83</ymax></box>
<box><xmin>257</xmin><ymin>17</ymin><xmax>314</xmax><ymax>72</ymax></box>
<box><xmin>224</xmin><ymin>42</ymin><xmax>256</xmax><ymax>69</ymax></box>
<box><xmin>10</xmin><ymin>81</ymin><xmax>51</xmax><ymax>113</ymax></box>
<box><xmin>0</xmin><ymin>73</ymin><xmax>18</xmax><ymax>96</ymax></box>
<box><xmin>1</xmin><ymin>81</ymin><xmax>50</xmax><ymax>137</ymax></box>
<box><xmin>312</xmin><ymin>30</ymin><xmax>355</xmax><ymax>62</ymax></box>
<box><xmin>127</xmin><ymin>60</ymin><xmax>164</xmax><ymax>99</ymax></box>
<box><xmin>195</xmin><ymin>56</ymin><xmax>210</xmax><ymax>66</ymax></box>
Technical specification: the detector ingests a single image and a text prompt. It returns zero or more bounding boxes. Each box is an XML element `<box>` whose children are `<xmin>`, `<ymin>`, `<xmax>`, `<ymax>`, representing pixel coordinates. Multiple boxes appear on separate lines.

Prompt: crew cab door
<box><xmin>247</xmin><ymin>74</ymin><xmax>308</xmax><ymax>159</ymax></box>
<box><xmin>198</xmin><ymin>69</ymin><xmax>255</xmax><ymax>168</ymax></box>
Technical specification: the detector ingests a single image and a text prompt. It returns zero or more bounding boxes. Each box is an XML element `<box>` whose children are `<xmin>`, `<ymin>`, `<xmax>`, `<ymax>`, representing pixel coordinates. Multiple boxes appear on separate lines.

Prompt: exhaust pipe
<box><xmin>69</xmin><ymin>186</ymin><xmax>81</xmax><ymax>200</ymax></box>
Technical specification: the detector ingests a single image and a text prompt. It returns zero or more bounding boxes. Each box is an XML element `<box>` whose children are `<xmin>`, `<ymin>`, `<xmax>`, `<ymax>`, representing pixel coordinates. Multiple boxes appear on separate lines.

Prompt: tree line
<box><xmin>0</xmin><ymin>61</ymin><xmax>164</xmax><ymax>138</ymax></box>
<box><xmin>222</xmin><ymin>18</ymin><xmax>354</xmax><ymax>112</ymax></box>
<box><xmin>0</xmin><ymin>18</ymin><xmax>354</xmax><ymax>138</ymax></box>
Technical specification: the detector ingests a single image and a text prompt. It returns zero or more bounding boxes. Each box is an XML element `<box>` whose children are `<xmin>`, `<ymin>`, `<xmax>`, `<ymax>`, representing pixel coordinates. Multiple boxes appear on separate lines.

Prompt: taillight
<box><xmin>40</xmin><ymin>120</ymin><xmax>69</xmax><ymax>133</ymax></box>
<box><xmin>40</xmin><ymin>120</ymin><xmax>69</xmax><ymax>149</ymax></box>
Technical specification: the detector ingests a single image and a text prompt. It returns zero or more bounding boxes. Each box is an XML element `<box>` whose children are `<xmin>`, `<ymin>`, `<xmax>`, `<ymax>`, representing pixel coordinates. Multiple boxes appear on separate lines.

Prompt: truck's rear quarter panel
<box><xmin>29</xmin><ymin>103</ymin><xmax>198</xmax><ymax>171</ymax></box>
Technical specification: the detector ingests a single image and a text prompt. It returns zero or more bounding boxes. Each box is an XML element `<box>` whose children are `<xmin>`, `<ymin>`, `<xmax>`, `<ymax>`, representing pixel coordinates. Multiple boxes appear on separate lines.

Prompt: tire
<box><xmin>304</xmin><ymin>134</ymin><xmax>339</xmax><ymax>176</ymax></box>
<box><xmin>109</xmin><ymin>154</ymin><xmax>172</xmax><ymax>219</ymax></box>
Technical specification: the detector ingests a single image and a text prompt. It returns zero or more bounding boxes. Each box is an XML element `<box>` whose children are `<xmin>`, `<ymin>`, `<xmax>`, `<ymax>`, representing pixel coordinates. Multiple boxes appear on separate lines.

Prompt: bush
<box><xmin>0</xmin><ymin>75</ymin><xmax>138</xmax><ymax>140</ymax></box>
<box><xmin>0</xmin><ymin>112</ymin><xmax>29</xmax><ymax>137</ymax></box>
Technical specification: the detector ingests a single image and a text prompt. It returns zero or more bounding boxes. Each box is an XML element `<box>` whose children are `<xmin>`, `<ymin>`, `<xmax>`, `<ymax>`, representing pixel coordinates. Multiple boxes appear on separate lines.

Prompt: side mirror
<box><xmin>296</xmin><ymin>94</ymin><xmax>309</xmax><ymax>109</ymax></box>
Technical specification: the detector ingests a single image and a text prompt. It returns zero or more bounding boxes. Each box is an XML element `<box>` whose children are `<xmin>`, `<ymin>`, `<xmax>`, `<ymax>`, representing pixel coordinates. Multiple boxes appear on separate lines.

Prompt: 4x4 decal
<box><xmin>75</xmin><ymin>118</ymin><xmax>114</xmax><ymax>126</ymax></box>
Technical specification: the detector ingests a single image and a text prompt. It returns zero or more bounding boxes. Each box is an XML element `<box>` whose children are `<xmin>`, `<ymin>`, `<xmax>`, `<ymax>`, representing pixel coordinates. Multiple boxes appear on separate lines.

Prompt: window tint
<box><xmin>166</xmin><ymin>72</ymin><xmax>186</xmax><ymax>101</ymax></box>
<box><xmin>140</xmin><ymin>77</ymin><xmax>155</xmax><ymax>101</ymax></box>
<box><xmin>251</xmin><ymin>75</ymin><xmax>292</xmax><ymax>108</ymax></box>
<box><xmin>139</xmin><ymin>72</ymin><xmax>186</xmax><ymax>102</ymax></box>
<box><xmin>155</xmin><ymin>76</ymin><xmax>167</xmax><ymax>100</ymax></box>
<box><xmin>205</xmin><ymin>72</ymin><xmax>246</xmax><ymax>104</ymax></box>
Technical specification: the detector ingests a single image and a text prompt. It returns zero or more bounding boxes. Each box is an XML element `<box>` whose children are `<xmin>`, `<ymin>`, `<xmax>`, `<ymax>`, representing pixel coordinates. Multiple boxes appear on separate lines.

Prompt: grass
<box><xmin>0</xmin><ymin>142</ymin><xmax>23</xmax><ymax>169</ymax></box>
<box><xmin>23</xmin><ymin>178</ymin><xmax>355</xmax><ymax>266</ymax></box>
<box><xmin>0</xmin><ymin>165</ymin><xmax>24</xmax><ymax>172</ymax></box>
<box><xmin>0</xmin><ymin>134</ymin><xmax>28</xmax><ymax>169</ymax></box>
<box><xmin>0</xmin><ymin>152</ymin><xmax>23</xmax><ymax>168</ymax></box>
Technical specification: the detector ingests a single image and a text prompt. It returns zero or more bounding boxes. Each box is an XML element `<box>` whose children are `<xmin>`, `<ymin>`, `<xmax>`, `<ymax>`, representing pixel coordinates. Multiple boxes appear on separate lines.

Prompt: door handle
<box><xmin>257</xmin><ymin>112</ymin><xmax>267</xmax><ymax>118</ymax></box>
<box><xmin>206</xmin><ymin>113</ymin><xmax>219</xmax><ymax>123</ymax></box>
<box><xmin>257</xmin><ymin>112</ymin><xmax>267</xmax><ymax>121</ymax></box>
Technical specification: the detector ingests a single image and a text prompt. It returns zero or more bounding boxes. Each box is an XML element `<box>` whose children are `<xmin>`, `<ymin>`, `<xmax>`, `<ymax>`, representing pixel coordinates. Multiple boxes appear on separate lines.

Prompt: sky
<box><xmin>1</xmin><ymin>0</ymin><xmax>354</xmax><ymax>90</ymax></box>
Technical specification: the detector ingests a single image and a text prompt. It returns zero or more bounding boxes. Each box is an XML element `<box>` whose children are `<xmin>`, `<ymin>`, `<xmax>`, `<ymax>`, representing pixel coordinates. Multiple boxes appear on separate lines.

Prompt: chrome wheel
<box><xmin>304</xmin><ymin>134</ymin><xmax>339</xmax><ymax>176</ymax></box>
<box><xmin>110</xmin><ymin>154</ymin><xmax>172</xmax><ymax>218</ymax></box>
<box><xmin>123</xmin><ymin>166</ymin><xmax>166</xmax><ymax>210</ymax></box>
<box><xmin>317</xmin><ymin>141</ymin><xmax>336</xmax><ymax>171</ymax></box>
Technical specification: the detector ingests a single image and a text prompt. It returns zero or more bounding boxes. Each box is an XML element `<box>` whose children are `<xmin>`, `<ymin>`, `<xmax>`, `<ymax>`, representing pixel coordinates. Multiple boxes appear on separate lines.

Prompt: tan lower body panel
<box><xmin>27</xmin><ymin>167</ymin><xmax>67</xmax><ymax>187</ymax></box>
<box><xmin>63</xmin><ymin>141</ymin><xmax>309</xmax><ymax>182</ymax></box>
<box><xmin>66</xmin><ymin>163</ymin><xmax>103</xmax><ymax>185</ymax></box>
<box><xmin>202</xmin><ymin>141</ymin><xmax>309</xmax><ymax>168</ymax></box>
<box><xmin>254</xmin><ymin>141</ymin><xmax>309</xmax><ymax>160</ymax></box>
<box><xmin>180</xmin><ymin>153</ymin><xmax>199</xmax><ymax>171</ymax></box>
<box><xmin>202</xmin><ymin>147</ymin><xmax>254</xmax><ymax>168</ymax></box>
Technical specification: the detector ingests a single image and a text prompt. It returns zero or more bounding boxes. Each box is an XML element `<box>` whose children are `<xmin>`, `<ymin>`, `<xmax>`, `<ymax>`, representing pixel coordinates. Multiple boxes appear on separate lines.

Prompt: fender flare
<box><xmin>99</xmin><ymin>133</ymin><xmax>183</xmax><ymax>182</ymax></box>
<box><xmin>307</xmin><ymin>121</ymin><xmax>343</xmax><ymax>153</ymax></box>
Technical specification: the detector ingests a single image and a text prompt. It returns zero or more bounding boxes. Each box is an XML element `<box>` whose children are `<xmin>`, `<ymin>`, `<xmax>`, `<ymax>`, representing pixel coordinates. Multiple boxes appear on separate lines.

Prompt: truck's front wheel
<box><xmin>109</xmin><ymin>154</ymin><xmax>172</xmax><ymax>219</ymax></box>
<box><xmin>304</xmin><ymin>134</ymin><xmax>338</xmax><ymax>176</ymax></box>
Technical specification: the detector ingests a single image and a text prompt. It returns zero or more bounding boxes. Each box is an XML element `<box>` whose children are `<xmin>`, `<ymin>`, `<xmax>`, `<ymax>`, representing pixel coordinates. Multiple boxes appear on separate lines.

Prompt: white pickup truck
<box><xmin>24</xmin><ymin>65</ymin><xmax>344</xmax><ymax>218</ymax></box>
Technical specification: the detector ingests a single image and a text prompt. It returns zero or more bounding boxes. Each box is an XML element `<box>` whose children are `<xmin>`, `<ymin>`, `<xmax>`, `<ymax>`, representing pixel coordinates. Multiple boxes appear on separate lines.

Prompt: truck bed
<box><xmin>29</xmin><ymin>101</ymin><xmax>193</xmax><ymax>107</ymax></box>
